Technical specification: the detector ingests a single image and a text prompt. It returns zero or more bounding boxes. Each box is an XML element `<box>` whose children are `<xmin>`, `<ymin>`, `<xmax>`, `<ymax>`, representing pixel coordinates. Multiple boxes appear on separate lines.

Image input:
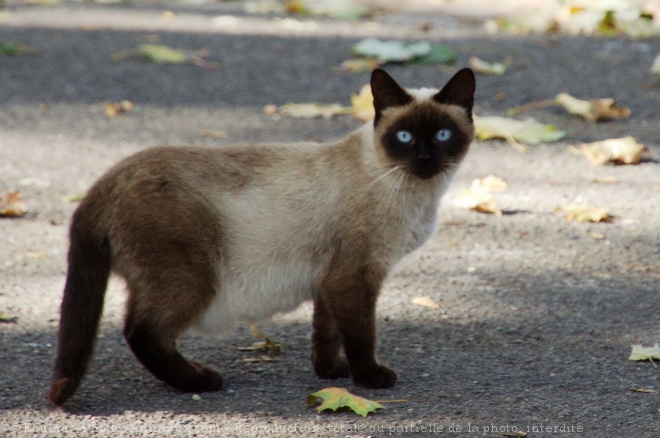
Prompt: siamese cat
<box><xmin>48</xmin><ymin>68</ymin><xmax>475</xmax><ymax>406</ymax></box>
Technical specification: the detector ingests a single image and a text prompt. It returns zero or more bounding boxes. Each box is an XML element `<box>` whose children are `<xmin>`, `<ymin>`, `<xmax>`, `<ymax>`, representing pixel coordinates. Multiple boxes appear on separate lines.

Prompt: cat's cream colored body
<box><xmin>193</xmin><ymin>122</ymin><xmax>451</xmax><ymax>335</ymax></box>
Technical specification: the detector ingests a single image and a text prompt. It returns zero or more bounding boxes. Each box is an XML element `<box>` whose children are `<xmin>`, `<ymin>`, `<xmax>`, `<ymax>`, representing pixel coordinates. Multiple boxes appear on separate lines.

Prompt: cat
<box><xmin>48</xmin><ymin>67</ymin><xmax>475</xmax><ymax>406</ymax></box>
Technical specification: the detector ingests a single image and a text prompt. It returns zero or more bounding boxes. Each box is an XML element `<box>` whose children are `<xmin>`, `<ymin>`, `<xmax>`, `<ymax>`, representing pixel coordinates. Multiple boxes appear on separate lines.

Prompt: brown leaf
<box><xmin>628</xmin><ymin>387</ymin><xmax>658</xmax><ymax>394</ymax></box>
<box><xmin>454</xmin><ymin>190</ymin><xmax>501</xmax><ymax>215</ymax></box>
<box><xmin>0</xmin><ymin>191</ymin><xmax>27</xmax><ymax>218</ymax></box>
<box><xmin>556</xmin><ymin>93</ymin><xmax>630</xmax><ymax>122</ymax></box>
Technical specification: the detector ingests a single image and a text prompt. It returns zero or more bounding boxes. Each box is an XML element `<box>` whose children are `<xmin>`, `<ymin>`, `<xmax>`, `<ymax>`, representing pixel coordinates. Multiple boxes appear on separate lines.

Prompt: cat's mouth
<box><xmin>407</xmin><ymin>160</ymin><xmax>451</xmax><ymax>180</ymax></box>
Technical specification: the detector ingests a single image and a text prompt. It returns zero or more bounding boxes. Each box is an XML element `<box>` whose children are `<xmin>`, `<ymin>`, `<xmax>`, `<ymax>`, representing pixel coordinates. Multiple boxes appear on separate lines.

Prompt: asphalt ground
<box><xmin>1</xmin><ymin>1</ymin><xmax>659</xmax><ymax>437</ymax></box>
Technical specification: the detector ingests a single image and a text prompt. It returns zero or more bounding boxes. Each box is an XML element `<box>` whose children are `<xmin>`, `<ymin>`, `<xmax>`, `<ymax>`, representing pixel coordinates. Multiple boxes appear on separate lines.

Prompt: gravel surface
<box><xmin>1</xmin><ymin>1</ymin><xmax>659</xmax><ymax>437</ymax></box>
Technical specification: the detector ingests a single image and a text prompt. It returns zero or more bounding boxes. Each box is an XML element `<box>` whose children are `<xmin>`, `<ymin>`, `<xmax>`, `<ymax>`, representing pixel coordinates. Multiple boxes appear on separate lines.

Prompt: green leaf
<box><xmin>474</xmin><ymin>115</ymin><xmax>566</xmax><ymax>151</ymax></box>
<box><xmin>651</xmin><ymin>54</ymin><xmax>660</xmax><ymax>76</ymax></box>
<box><xmin>307</xmin><ymin>387</ymin><xmax>384</xmax><ymax>417</ymax></box>
<box><xmin>0</xmin><ymin>41</ymin><xmax>40</xmax><ymax>56</ymax></box>
<box><xmin>409</xmin><ymin>44</ymin><xmax>455</xmax><ymax>65</ymax></box>
<box><xmin>351</xmin><ymin>38</ymin><xmax>430</xmax><ymax>63</ymax></box>
<box><xmin>630</xmin><ymin>344</ymin><xmax>660</xmax><ymax>366</ymax></box>
<box><xmin>138</xmin><ymin>44</ymin><xmax>186</xmax><ymax>64</ymax></box>
<box><xmin>61</xmin><ymin>193</ymin><xmax>86</xmax><ymax>203</ymax></box>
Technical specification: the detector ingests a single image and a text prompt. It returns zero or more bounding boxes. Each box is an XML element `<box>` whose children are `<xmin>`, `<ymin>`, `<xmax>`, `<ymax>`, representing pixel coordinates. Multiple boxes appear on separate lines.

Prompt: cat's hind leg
<box><xmin>123</xmin><ymin>272</ymin><xmax>223</xmax><ymax>393</ymax></box>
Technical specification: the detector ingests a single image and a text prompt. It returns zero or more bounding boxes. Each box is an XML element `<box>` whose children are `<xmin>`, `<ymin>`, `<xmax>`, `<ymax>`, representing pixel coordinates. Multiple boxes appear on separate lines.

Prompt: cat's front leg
<box><xmin>311</xmin><ymin>294</ymin><xmax>350</xmax><ymax>379</ymax></box>
<box><xmin>318</xmin><ymin>270</ymin><xmax>398</xmax><ymax>389</ymax></box>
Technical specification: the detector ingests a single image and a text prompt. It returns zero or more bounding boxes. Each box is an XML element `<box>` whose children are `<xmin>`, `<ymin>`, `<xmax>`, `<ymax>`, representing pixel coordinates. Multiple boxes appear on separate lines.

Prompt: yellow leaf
<box><xmin>0</xmin><ymin>191</ymin><xmax>27</xmax><ymax>218</ymax></box>
<box><xmin>336</xmin><ymin>58</ymin><xmax>379</xmax><ymax>73</ymax></box>
<box><xmin>250</xmin><ymin>324</ymin><xmax>265</xmax><ymax>338</ymax></box>
<box><xmin>411</xmin><ymin>296</ymin><xmax>442</xmax><ymax>309</ymax></box>
<box><xmin>307</xmin><ymin>387</ymin><xmax>384</xmax><ymax>417</ymax></box>
<box><xmin>470</xmin><ymin>175</ymin><xmax>507</xmax><ymax>193</ymax></box>
<box><xmin>578</xmin><ymin>136</ymin><xmax>647</xmax><ymax>166</ymax></box>
<box><xmin>469</xmin><ymin>56</ymin><xmax>510</xmax><ymax>76</ymax></box>
<box><xmin>138</xmin><ymin>43</ymin><xmax>186</xmax><ymax>63</ymax></box>
<box><xmin>61</xmin><ymin>193</ymin><xmax>86</xmax><ymax>203</ymax></box>
<box><xmin>556</xmin><ymin>204</ymin><xmax>612</xmax><ymax>223</ymax></box>
<box><xmin>555</xmin><ymin>92</ymin><xmax>630</xmax><ymax>122</ymax></box>
<box><xmin>350</xmin><ymin>84</ymin><xmax>375</xmax><ymax>122</ymax></box>
<box><xmin>27</xmin><ymin>251</ymin><xmax>47</xmax><ymax>260</ymax></box>
<box><xmin>278</xmin><ymin>103</ymin><xmax>352</xmax><ymax>119</ymax></box>
<box><xmin>284</xmin><ymin>0</ymin><xmax>309</xmax><ymax>15</ymax></box>
<box><xmin>453</xmin><ymin>189</ymin><xmax>501</xmax><ymax>215</ymax></box>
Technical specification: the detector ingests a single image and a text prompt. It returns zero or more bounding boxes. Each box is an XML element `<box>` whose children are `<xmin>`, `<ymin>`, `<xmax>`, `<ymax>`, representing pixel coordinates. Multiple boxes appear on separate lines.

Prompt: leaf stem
<box><xmin>507</xmin><ymin>99</ymin><xmax>559</xmax><ymax>115</ymax></box>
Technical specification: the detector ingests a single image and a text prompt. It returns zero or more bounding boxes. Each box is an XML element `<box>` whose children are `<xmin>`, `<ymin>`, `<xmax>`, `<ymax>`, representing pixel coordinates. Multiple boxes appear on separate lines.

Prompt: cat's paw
<box><xmin>313</xmin><ymin>358</ymin><xmax>351</xmax><ymax>380</ymax></box>
<box><xmin>179</xmin><ymin>361</ymin><xmax>224</xmax><ymax>392</ymax></box>
<box><xmin>352</xmin><ymin>364</ymin><xmax>398</xmax><ymax>389</ymax></box>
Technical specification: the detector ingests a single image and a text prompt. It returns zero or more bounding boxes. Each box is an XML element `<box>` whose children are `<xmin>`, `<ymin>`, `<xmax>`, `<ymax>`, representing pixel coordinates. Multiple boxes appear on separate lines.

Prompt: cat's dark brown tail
<box><xmin>48</xmin><ymin>211</ymin><xmax>111</xmax><ymax>407</ymax></box>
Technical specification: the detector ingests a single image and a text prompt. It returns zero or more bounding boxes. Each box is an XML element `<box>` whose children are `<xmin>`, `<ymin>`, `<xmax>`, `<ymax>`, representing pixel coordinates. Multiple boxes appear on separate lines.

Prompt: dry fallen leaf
<box><xmin>238</xmin><ymin>325</ymin><xmax>283</xmax><ymax>353</ymax></box>
<box><xmin>278</xmin><ymin>102</ymin><xmax>352</xmax><ymax>119</ymax></box>
<box><xmin>556</xmin><ymin>204</ymin><xmax>612</xmax><ymax>223</ymax></box>
<box><xmin>470</xmin><ymin>175</ymin><xmax>507</xmax><ymax>193</ymax></box>
<box><xmin>0</xmin><ymin>191</ymin><xmax>27</xmax><ymax>218</ymax></box>
<box><xmin>237</xmin><ymin>338</ymin><xmax>283</xmax><ymax>353</ymax></box>
<box><xmin>350</xmin><ymin>84</ymin><xmax>375</xmax><ymax>122</ymax></box>
<box><xmin>243</xmin><ymin>355</ymin><xmax>280</xmax><ymax>363</ymax></box>
<box><xmin>110</xmin><ymin>44</ymin><xmax>219</xmax><ymax>69</ymax></box>
<box><xmin>307</xmin><ymin>387</ymin><xmax>384</xmax><ymax>417</ymax></box>
<box><xmin>578</xmin><ymin>136</ymin><xmax>647</xmax><ymax>166</ymax></box>
<box><xmin>336</xmin><ymin>58</ymin><xmax>379</xmax><ymax>73</ymax></box>
<box><xmin>454</xmin><ymin>190</ymin><xmax>501</xmax><ymax>215</ymax></box>
<box><xmin>628</xmin><ymin>387</ymin><xmax>658</xmax><ymax>394</ymax></box>
<box><xmin>199</xmin><ymin>129</ymin><xmax>227</xmax><ymax>139</ymax></box>
<box><xmin>469</xmin><ymin>56</ymin><xmax>510</xmax><ymax>76</ymax></box>
<box><xmin>411</xmin><ymin>296</ymin><xmax>442</xmax><ymax>309</ymax></box>
<box><xmin>0</xmin><ymin>311</ymin><xmax>18</xmax><ymax>324</ymax></box>
<box><xmin>105</xmin><ymin>100</ymin><xmax>134</xmax><ymax>118</ymax></box>
<box><xmin>474</xmin><ymin>115</ymin><xmax>566</xmax><ymax>152</ymax></box>
<box><xmin>555</xmin><ymin>92</ymin><xmax>630</xmax><ymax>122</ymax></box>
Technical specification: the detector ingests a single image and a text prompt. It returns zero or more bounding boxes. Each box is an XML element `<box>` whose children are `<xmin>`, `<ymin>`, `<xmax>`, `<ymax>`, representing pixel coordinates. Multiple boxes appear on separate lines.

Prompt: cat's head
<box><xmin>371</xmin><ymin>68</ymin><xmax>476</xmax><ymax>180</ymax></box>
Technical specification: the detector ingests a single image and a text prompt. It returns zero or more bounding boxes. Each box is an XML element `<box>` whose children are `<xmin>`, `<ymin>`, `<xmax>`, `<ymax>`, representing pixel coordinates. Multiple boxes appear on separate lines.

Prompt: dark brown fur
<box><xmin>48</xmin><ymin>68</ymin><xmax>475</xmax><ymax>406</ymax></box>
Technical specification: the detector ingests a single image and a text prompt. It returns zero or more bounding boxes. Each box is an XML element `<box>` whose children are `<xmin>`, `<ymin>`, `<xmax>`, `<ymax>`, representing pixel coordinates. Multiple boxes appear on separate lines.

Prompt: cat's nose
<box><xmin>417</xmin><ymin>145</ymin><xmax>432</xmax><ymax>161</ymax></box>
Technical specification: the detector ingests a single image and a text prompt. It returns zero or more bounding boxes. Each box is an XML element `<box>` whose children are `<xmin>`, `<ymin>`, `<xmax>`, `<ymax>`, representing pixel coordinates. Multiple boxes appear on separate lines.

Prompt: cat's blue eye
<box><xmin>436</xmin><ymin>129</ymin><xmax>452</xmax><ymax>142</ymax></box>
<box><xmin>396</xmin><ymin>130</ymin><xmax>414</xmax><ymax>144</ymax></box>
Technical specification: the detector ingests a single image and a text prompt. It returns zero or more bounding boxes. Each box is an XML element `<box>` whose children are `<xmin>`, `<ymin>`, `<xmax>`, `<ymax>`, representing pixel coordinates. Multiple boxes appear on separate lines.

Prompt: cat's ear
<box><xmin>433</xmin><ymin>68</ymin><xmax>476</xmax><ymax>118</ymax></box>
<box><xmin>371</xmin><ymin>68</ymin><xmax>413</xmax><ymax>126</ymax></box>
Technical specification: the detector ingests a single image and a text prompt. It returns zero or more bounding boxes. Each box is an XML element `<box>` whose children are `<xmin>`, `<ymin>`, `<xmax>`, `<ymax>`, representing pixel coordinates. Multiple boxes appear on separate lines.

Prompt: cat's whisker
<box><xmin>364</xmin><ymin>164</ymin><xmax>402</xmax><ymax>192</ymax></box>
